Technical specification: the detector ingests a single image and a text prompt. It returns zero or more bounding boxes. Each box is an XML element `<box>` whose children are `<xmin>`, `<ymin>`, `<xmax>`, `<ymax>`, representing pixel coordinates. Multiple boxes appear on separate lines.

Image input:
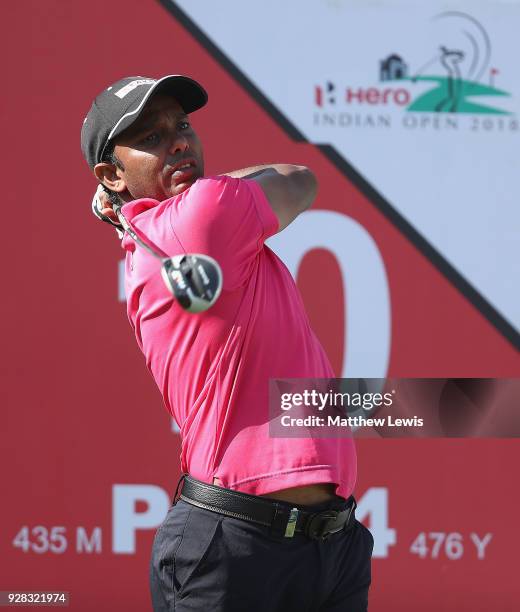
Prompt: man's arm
<box><xmin>223</xmin><ymin>164</ymin><xmax>317</xmax><ymax>232</ymax></box>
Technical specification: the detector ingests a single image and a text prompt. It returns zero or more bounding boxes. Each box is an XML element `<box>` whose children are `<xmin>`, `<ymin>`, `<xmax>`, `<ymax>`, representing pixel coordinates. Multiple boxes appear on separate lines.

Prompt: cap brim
<box><xmin>107</xmin><ymin>75</ymin><xmax>208</xmax><ymax>143</ymax></box>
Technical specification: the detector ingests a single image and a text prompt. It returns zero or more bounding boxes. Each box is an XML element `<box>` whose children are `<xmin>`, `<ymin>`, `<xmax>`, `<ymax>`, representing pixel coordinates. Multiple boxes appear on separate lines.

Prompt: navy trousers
<box><xmin>150</xmin><ymin>494</ymin><xmax>373</xmax><ymax>611</ymax></box>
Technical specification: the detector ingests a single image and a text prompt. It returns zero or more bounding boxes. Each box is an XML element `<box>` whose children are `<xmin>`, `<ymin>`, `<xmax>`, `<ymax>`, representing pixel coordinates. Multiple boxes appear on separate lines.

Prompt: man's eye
<box><xmin>141</xmin><ymin>132</ymin><xmax>160</xmax><ymax>145</ymax></box>
<box><xmin>179</xmin><ymin>121</ymin><xmax>190</xmax><ymax>130</ymax></box>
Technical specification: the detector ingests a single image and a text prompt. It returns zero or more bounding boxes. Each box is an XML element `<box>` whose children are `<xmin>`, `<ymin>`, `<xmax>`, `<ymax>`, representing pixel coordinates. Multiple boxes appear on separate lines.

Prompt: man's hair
<box><xmin>100</xmin><ymin>142</ymin><xmax>125</xmax><ymax>208</ymax></box>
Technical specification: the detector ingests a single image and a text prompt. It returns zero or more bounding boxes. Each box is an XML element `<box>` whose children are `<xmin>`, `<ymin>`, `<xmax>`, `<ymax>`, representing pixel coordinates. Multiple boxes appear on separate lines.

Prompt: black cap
<box><xmin>81</xmin><ymin>75</ymin><xmax>208</xmax><ymax>169</ymax></box>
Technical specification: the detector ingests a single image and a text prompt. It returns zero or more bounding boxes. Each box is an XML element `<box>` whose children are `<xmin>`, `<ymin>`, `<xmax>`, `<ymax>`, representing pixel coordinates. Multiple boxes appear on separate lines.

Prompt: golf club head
<box><xmin>161</xmin><ymin>254</ymin><xmax>223</xmax><ymax>313</ymax></box>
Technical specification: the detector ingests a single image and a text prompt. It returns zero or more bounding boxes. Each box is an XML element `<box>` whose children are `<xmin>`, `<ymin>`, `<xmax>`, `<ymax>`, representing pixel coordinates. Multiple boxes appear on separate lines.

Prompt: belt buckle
<box><xmin>284</xmin><ymin>508</ymin><xmax>299</xmax><ymax>538</ymax></box>
<box><xmin>305</xmin><ymin>510</ymin><xmax>339</xmax><ymax>541</ymax></box>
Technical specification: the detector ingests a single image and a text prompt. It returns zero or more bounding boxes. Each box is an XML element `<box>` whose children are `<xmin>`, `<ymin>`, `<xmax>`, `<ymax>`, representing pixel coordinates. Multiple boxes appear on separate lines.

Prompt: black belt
<box><xmin>178</xmin><ymin>475</ymin><xmax>357</xmax><ymax>541</ymax></box>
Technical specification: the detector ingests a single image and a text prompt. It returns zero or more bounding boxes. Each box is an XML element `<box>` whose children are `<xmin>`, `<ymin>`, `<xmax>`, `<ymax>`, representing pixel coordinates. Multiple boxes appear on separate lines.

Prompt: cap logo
<box><xmin>114</xmin><ymin>79</ymin><xmax>156</xmax><ymax>99</ymax></box>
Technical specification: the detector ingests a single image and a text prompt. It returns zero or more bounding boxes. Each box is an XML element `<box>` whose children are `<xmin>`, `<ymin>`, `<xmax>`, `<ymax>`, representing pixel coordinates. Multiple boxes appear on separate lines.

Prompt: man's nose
<box><xmin>168</xmin><ymin>132</ymin><xmax>189</xmax><ymax>156</ymax></box>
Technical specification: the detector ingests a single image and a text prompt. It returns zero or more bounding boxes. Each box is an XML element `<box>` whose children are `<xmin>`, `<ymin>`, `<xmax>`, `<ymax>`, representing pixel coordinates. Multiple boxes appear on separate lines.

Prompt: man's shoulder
<box><xmin>174</xmin><ymin>175</ymin><xmax>254</xmax><ymax>210</ymax></box>
<box><xmin>187</xmin><ymin>175</ymin><xmax>242</xmax><ymax>196</ymax></box>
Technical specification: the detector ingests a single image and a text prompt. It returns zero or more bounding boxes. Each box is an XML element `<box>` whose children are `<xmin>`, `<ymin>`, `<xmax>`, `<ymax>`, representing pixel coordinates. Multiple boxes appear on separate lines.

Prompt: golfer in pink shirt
<box><xmin>82</xmin><ymin>75</ymin><xmax>373</xmax><ymax>611</ymax></box>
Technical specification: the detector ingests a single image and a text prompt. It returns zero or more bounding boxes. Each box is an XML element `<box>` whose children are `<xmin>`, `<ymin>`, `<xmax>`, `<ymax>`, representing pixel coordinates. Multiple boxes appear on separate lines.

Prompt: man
<box><xmin>81</xmin><ymin>75</ymin><xmax>373</xmax><ymax>611</ymax></box>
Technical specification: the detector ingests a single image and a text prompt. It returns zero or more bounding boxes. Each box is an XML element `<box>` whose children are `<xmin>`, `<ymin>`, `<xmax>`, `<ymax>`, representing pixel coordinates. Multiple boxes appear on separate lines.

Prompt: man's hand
<box><xmin>91</xmin><ymin>185</ymin><xmax>124</xmax><ymax>240</ymax></box>
<box><xmin>223</xmin><ymin>165</ymin><xmax>317</xmax><ymax>232</ymax></box>
<box><xmin>92</xmin><ymin>184</ymin><xmax>121</xmax><ymax>226</ymax></box>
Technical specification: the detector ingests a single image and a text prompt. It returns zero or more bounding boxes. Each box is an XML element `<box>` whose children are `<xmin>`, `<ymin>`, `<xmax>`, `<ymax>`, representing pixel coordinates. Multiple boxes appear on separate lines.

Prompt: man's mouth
<box><xmin>169</xmin><ymin>159</ymin><xmax>197</xmax><ymax>183</ymax></box>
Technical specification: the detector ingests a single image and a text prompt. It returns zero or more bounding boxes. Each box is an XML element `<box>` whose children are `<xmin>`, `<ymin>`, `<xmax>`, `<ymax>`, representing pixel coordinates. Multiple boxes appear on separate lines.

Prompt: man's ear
<box><xmin>93</xmin><ymin>162</ymin><xmax>127</xmax><ymax>194</ymax></box>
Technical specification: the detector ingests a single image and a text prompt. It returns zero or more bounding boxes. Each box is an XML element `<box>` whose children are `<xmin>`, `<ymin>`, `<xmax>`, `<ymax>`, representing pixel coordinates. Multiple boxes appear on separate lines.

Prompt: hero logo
<box><xmin>315</xmin><ymin>81</ymin><xmax>410</xmax><ymax>107</ymax></box>
<box><xmin>313</xmin><ymin>12</ymin><xmax>516</xmax><ymax>131</ymax></box>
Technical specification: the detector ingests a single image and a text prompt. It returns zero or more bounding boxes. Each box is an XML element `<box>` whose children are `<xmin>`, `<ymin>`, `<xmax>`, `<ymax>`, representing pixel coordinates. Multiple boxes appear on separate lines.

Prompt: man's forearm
<box><xmin>223</xmin><ymin>164</ymin><xmax>301</xmax><ymax>180</ymax></box>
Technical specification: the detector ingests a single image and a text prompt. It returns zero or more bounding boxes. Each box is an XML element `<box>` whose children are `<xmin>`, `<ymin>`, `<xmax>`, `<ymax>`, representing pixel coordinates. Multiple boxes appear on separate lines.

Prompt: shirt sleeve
<box><xmin>169</xmin><ymin>175</ymin><xmax>279</xmax><ymax>290</ymax></box>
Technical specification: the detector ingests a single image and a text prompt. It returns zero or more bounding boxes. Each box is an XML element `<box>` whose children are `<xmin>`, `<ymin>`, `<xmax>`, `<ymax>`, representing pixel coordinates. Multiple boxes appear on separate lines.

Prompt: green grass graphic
<box><xmin>399</xmin><ymin>76</ymin><xmax>510</xmax><ymax>114</ymax></box>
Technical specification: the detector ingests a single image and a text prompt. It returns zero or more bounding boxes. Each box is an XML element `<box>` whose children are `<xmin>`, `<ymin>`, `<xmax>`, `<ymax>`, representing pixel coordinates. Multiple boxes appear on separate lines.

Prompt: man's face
<box><xmin>112</xmin><ymin>94</ymin><xmax>204</xmax><ymax>201</ymax></box>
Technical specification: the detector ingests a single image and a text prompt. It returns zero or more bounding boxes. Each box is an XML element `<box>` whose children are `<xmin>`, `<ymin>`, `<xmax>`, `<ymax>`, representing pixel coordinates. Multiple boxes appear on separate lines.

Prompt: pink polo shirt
<box><xmin>121</xmin><ymin>175</ymin><xmax>356</xmax><ymax>499</ymax></box>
